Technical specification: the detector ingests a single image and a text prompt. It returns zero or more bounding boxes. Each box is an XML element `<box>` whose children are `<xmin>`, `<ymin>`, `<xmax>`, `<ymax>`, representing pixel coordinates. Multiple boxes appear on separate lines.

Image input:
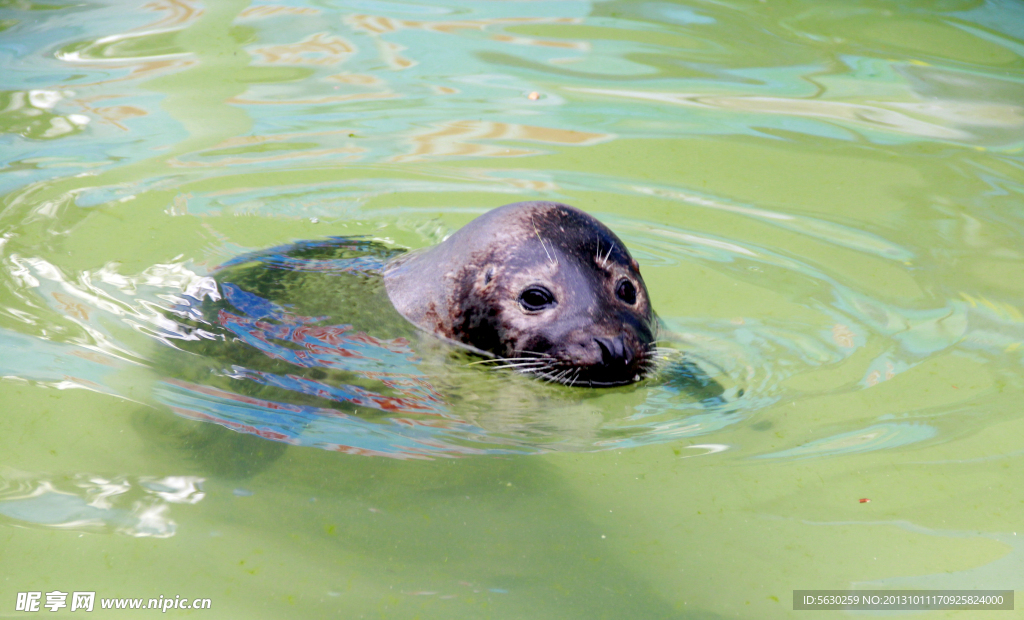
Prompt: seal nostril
<box><xmin>595</xmin><ymin>336</ymin><xmax>630</xmax><ymax>367</ymax></box>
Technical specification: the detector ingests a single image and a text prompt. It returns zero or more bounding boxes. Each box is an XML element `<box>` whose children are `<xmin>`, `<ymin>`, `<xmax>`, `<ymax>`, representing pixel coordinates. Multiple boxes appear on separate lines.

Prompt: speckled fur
<box><xmin>384</xmin><ymin>201</ymin><xmax>656</xmax><ymax>386</ymax></box>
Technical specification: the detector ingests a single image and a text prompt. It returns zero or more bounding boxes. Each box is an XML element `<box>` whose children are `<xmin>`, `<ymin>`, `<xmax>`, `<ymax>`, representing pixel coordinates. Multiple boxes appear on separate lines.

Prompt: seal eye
<box><xmin>518</xmin><ymin>286</ymin><xmax>556</xmax><ymax>312</ymax></box>
<box><xmin>616</xmin><ymin>279</ymin><xmax>637</xmax><ymax>305</ymax></box>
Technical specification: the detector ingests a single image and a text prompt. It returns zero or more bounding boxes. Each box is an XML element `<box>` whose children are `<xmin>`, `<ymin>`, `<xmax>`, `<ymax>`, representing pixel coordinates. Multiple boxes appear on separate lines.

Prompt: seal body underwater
<box><xmin>385</xmin><ymin>201</ymin><xmax>657</xmax><ymax>387</ymax></box>
<box><xmin>141</xmin><ymin>202</ymin><xmax>667</xmax><ymax>475</ymax></box>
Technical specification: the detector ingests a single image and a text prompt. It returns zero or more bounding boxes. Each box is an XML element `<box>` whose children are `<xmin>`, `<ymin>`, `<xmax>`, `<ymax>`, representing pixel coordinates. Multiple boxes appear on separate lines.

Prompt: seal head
<box><xmin>384</xmin><ymin>201</ymin><xmax>656</xmax><ymax>387</ymax></box>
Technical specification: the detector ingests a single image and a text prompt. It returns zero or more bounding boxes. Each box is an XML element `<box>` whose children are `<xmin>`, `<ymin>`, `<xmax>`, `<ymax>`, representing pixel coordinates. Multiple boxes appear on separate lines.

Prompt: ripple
<box><xmin>3</xmin><ymin>197</ymin><xmax>1021</xmax><ymax>461</ymax></box>
<box><xmin>755</xmin><ymin>423</ymin><xmax>938</xmax><ymax>460</ymax></box>
<box><xmin>0</xmin><ymin>468</ymin><xmax>203</xmax><ymax>537</ymax></box>
<box><xmin>133</xmin><ymin>236</ymin><xmax>753</xmax><ymax>458</ymax></box>
<box><xmin>1</xmin><ymin>0</ymin><xmax>1022</xmax><ymax>470</ymax></box>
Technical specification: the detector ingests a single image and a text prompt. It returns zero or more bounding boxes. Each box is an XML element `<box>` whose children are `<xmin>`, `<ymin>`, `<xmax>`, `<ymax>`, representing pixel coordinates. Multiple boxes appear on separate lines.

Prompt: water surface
<box><xmin>1</xmin><ymin>0</ymin><xmax>1023</xmax><ymax>618</ymax></box>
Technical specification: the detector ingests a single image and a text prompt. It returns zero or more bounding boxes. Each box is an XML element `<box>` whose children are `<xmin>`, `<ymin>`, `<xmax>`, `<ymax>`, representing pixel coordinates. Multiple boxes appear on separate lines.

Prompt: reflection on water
<box><xmin>0</xmin><ymin>468</ymin><xmax>203</xmax><ymax>538</ymax></box>
<box><xmin>569</xmin><ymin>87</ymin><xmax>1024</xmax><ymax>143</ymax></box>
<box><xmin>1</xmin><ymin>0</ymin><xmax>1023</xmax><ymax>617</ymax></box>
<box><xmin>0</xmin><ymin>90</ymin><xmax>90</xmax><ymax>140</ymax></box>
<box><xmin>392</xmin><ymin>120</ymin><xmax>613</xmax><ymax>162</ymax></box>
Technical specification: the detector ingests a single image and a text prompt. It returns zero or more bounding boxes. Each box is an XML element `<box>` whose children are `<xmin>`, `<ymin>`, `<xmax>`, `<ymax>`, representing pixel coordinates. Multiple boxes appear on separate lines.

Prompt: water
<box><xmin>1</xmin><ymin>0</ymin><xmax>1023</xmax><ymax>617</ymax></box>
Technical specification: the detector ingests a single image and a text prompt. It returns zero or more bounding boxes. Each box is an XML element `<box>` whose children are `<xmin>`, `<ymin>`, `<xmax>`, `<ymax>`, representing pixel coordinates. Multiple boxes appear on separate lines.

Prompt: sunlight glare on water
<box><xmin>1</xmin><ymin>0</ymin><xmax>1023</xmax><ymax>618</ymax></box>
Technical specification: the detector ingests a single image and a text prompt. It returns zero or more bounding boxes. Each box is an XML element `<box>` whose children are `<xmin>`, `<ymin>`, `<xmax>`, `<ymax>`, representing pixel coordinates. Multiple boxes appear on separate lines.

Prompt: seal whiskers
<box><xmin>601</xmin><ymin>242</ymin><xmax>615</xmax><ymax>268</ymax></box>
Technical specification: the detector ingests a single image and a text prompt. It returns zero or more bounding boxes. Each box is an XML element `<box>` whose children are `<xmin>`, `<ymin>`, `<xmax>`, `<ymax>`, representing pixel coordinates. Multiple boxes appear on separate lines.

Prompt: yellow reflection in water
<box><xmin>393</xmin><ymin>120</ymin><xmax>613</xmax><ymax>162</ymax></box>
<box><xmin>249</xmin><ymin>33</ymin><xmax>356</xmax><ymax>66</ymax></box>
<box><xmin>344</xmin><ymin>14</ymin><xmax>580</xmax><ymax>36</ymax></box>
<box><xmin>142</xmin><ymin>0</ymin><xmax>204</xmax><ymax>30</ymax></box>
<box><xmin>237</xmin><ymin>5</ymin><xmax>320</xmax><ymax>20</ymax></box>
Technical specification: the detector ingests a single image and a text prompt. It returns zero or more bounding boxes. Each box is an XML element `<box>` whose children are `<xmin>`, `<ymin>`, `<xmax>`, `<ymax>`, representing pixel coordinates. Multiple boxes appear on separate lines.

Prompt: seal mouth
<box><xmin>470</xmin><ymin>345</ymin><xmax>658</xmax><ymax>388</ymax></box>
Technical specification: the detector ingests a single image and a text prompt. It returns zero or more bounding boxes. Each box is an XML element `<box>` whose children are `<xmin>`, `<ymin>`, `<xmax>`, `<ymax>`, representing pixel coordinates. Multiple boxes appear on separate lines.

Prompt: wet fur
<box><xmin>385</xmin><ymin>202</ymin><xmax>657</xmax><ymax>387</ymax></box>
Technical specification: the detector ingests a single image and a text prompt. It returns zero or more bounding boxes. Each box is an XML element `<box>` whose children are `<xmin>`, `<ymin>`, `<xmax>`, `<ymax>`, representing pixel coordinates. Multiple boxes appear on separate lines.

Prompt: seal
<box><xmin>384</xmin><ymin>201</ymin><xmax>656</xmax><ymax>387</ymax></box>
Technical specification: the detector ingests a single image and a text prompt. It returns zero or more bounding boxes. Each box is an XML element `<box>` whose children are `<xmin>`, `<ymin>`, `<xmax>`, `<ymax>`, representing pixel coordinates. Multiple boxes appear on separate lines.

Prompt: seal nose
<box><xmin>595</xmin><ymin>335</ymin><xmax>632</xmax><ymax>368</ymax></box>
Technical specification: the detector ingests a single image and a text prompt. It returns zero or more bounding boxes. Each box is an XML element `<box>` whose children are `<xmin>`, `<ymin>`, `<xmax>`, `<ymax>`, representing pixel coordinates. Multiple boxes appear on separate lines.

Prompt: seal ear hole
<box><xmin>483</xmin><ymin>267</ymin><xmax>495</xmax><ymax>285</ymax></box>
<box><xmin>518</xmin><ymin>286</ymin><xmax>557</xmax><ymax>312</ymax></box>
<box><xmin>616</xmin><ymin>279</ymin><xmax>637</xmax><ymax>305</ymax></box>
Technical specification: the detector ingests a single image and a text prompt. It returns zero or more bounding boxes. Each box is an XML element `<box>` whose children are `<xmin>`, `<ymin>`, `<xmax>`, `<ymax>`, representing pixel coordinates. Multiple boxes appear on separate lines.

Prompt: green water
<box><xmin>2</xmin><ymin>0</ymin><xmax>1023</xmax><ymax>618</ymax></box>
